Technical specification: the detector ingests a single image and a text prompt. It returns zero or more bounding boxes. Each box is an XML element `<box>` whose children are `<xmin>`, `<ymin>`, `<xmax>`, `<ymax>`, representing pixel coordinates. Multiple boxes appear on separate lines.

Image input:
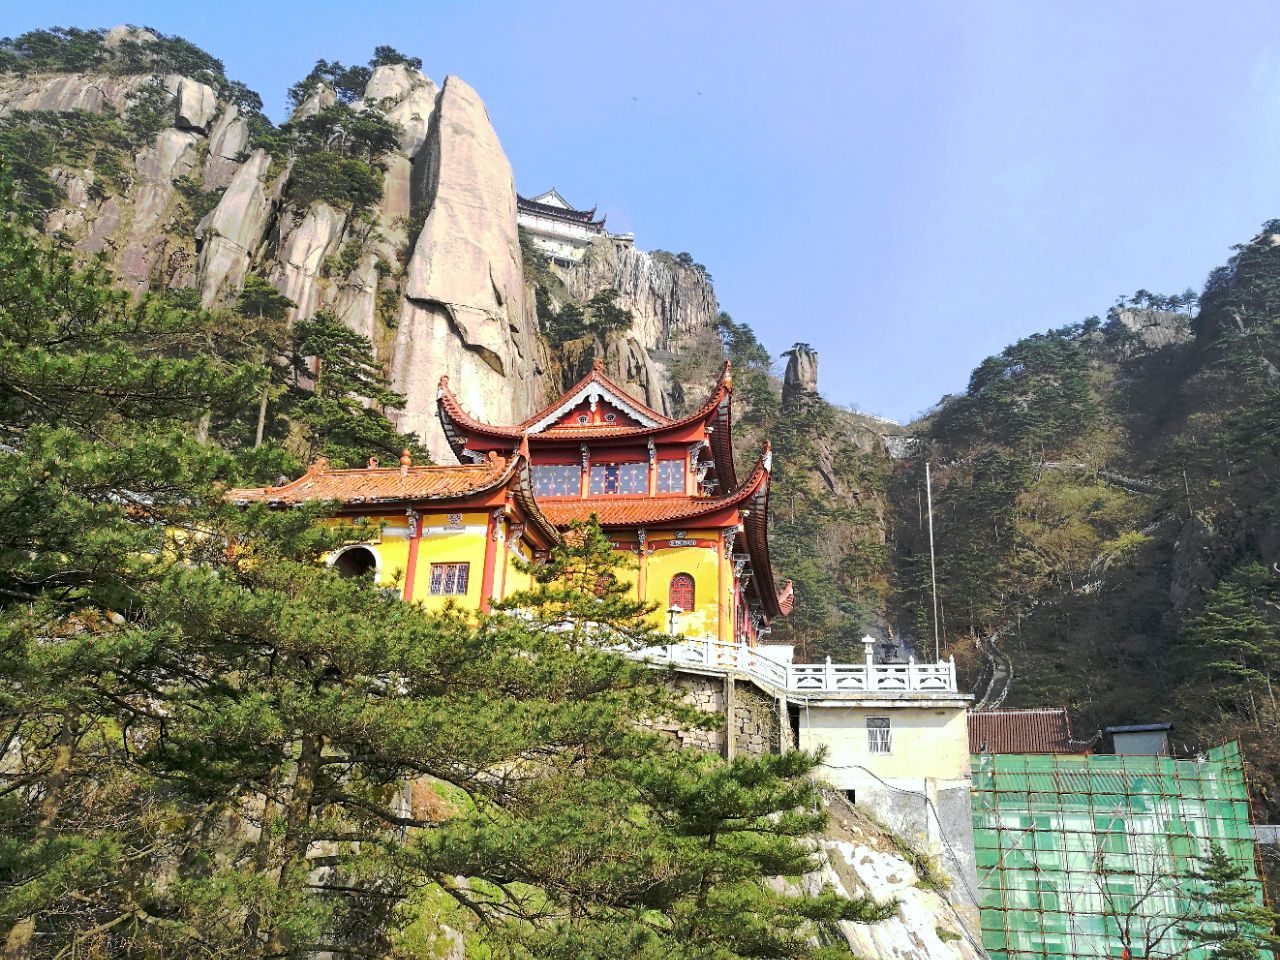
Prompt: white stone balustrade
<box><xmin>635</xmin><ymin>635</ymin><xmax>958</xmax><ymax>695</ymax></box>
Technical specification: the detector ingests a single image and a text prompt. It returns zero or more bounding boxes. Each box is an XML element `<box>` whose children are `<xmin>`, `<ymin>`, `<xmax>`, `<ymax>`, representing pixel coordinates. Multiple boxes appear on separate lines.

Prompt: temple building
<box><xmin>226</xmin><ymin>448</ymin><xmax>559</xmax><ymax>613</ymax></box>
<box><xmin>517</xmin><ymin>189</ymin><xmax>630</xmax><ymax>266</ymax></box>
<box><xmin>226</xmin><ymin>359</ymin><xmax>792</xmax><ymax>643</ymax></box>
<box><xmin>437</xmin><ymin>358</ymin><xmax>792</xmax><ymax>643</ymax></box>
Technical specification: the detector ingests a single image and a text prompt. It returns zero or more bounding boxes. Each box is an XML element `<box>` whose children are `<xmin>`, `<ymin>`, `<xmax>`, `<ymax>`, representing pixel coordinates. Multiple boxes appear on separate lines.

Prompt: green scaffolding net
<box><xmin>971</xmin><ymin>743</ymin><xmax>1262</xmax><ymax>959</ymax></box>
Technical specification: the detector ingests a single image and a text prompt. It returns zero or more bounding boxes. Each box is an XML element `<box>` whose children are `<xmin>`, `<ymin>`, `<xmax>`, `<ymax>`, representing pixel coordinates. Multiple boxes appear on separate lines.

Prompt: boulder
<box><xmin>385</xmin><ymin>80</ymin><xmax>438</xmax><ymax>158</ymax></box>
<box><xmin>361</xmin><ymin>64</ymin><xmax>439</xmax><ymax>158</ymax></box>
<box><xmin>175</xmin><ymin>77</ymin><xmax>218</xmax><ymax>132</ymax></box>
<box><xmin>103</xmin><ymin>25</ymin><xmax>157</xmax><ymax>49</ymax></box>
<box><xmin>291</xmin><ymin>83</ymin><xmax>335</xmax><ymax>121</ymax></box>
<box><xmin>363</xmin><ymin>63</ymin><xmax>421</xmax><ymax>103</ymax></box>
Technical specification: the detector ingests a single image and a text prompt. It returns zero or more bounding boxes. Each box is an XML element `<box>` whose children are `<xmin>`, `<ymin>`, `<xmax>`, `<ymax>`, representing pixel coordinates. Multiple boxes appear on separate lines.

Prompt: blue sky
<box><xmin>9</xmin><ymin>1</ymin><xmax>1280</xmax><ymax>421</ymax></box>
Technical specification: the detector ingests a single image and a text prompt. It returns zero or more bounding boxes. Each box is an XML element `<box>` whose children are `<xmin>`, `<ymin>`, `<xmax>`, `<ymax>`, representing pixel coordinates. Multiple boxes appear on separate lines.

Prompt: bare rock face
<box><xmin>808</xmin><ymin>796</ymin><xmax>983</xmax><ymax>960</ymax></box>
<box><xmin>0</xmin><ymin>72</ymin><xmax>154</xmax><ymax>116</ymax></box>
<box><xmin>203</xmin><ymin>106</ymin><xmax>250</xmax><ymax>188</ymax></box>
<box><xmin>561</xmin><ymin>239</ymin><xmax>719</xmax><ymax>352</ymax></box>
<box><xmin>197</xmin><ymin>149</ymin><xmax>277</xmax><ymax>305</ymax></box>
<box><xmin>392</xmin><ymin>75</ymin><xmax>543</xmax><ymax>458</ymax></box>
<box><xmin>272</xmin><ymin>202</ymin><xmax>348</xmax><ymax>320</ymax></box>
<box><xmin>117</xmin><ymin>127</ymin><xmax>202</xmax><ymax>289</ymax></box>
<box><xmin>1109</xmin><ymin>308</ymin><xmax>1193</xmax><ymax>354</ymax></box>
<box><xmin>782</xmin><ymin>343</ymin><xmax>819</xmax><ymax>403</ymax></box>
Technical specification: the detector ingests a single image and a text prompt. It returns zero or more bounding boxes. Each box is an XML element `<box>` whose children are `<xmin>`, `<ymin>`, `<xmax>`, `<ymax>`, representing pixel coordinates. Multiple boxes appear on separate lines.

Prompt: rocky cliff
<box><xmin>0</xmin><ymin>27</ymin><xmax>718</xmax><ymax>460</ymax></box>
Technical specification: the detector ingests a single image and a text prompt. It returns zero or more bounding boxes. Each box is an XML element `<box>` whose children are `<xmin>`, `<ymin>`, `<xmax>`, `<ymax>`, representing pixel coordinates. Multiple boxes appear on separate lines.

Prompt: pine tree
<box><xmin>287</xmin><ymin>311</ymin><xmax>423</xmax><ymax>467</ymax></box>
<box><xmin>1181</xmin><ymin>844</ymin><xmax>1280</xmax><ymax>959</ymax></box>
<box><xmin>1180</xmin><ymin>563</ymin><xmax>1280</xmax><ymax>720</ymax></box>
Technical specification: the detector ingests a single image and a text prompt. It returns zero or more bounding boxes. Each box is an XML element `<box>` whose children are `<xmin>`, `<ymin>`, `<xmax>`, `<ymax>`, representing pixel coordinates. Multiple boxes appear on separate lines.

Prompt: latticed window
<box><xmin>429</xmin><ymin>562</ymin><xmax>470</xmax><ymax>596</ymax></box>
<box><xmin>656</xmin><ymin>458</ymin><xmax>683</xmax><ymax>493</ymax></box>
<box><xmin>669</xmin><ymin>573</ymin><xmax>694</xmax><ymax>612</ymax></box>
<box><xmin>531</xmin><ymin>464</ymin><xmax>581</xmax><ymax>497</ymax></box>
<box><xmin>590</xmin><ymin>462</ymin><xmax>647</xmax><ymax>495</ymax></box>
<box><xmin>866</xmin><ymin>717</ymin><xmax>892</xmax><ymax>754</ymax></box>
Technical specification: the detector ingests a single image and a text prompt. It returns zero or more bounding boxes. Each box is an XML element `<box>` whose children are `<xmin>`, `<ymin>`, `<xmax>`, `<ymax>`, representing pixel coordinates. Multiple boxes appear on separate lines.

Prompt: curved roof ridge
<box><xmin>436</xmin><ymin>360</ymin><xmax>735</xmax><ymax>448</ymax></box>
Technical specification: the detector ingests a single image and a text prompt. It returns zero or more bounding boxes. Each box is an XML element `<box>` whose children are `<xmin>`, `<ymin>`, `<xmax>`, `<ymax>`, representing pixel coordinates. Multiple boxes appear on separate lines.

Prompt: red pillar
<box><xmin>402</xmin><ymin>512</ymin><xmax>422</xmax><ymax>602</ymax></box>
<box><xmin>479</xmin><ymin>510</ymin><xmax>500</xmax><ymax>613</ymax></box>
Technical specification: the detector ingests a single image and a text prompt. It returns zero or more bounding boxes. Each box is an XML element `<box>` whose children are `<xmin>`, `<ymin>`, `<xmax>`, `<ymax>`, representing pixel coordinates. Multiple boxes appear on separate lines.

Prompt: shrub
<box><xmin>120</xmin><ymin>77</ymin><xmax>173</xmax><ymax>144</ymax></box>
<box><xmin>287</xmin><ymin>151</ymin><xmax>383</xmax><ymax>212</ymax></box>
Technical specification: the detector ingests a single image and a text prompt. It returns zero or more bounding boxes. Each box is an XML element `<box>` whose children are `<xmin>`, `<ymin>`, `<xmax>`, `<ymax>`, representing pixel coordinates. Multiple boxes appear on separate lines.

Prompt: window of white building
<box><xmin>866</xmin><ymin>717</ymin><xmax>892</xmax><ymax>754</ymax></box>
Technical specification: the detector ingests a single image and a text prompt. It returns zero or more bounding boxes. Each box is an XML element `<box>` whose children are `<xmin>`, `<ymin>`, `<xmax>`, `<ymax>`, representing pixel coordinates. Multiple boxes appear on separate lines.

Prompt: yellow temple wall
<box><xmin>500</xmin><ymin>531</ymin><xmax>537</xmax><ymax>600</ymax></box>
<box><xmin>645</xmin><ymin>534</ymin><xmax>722</xmax><ymax>638</ymax></box>
<box><xmin>409</xmin><ymin>511</ymin><xmax>491</xmax><ymax>611</ymax></box>
<box><xmin>326</xmin><ymin>511</ymin><xmax>494</xmax><ymax>612</ymax></box>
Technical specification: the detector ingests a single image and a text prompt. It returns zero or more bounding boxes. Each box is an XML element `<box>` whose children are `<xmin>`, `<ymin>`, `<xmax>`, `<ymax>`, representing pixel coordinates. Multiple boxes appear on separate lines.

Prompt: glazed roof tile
<box><xmin>226</xmin><ymin>456</ymin><xmax>516</xmax><ymax>505</ymax></box>
<box><xmin>968</xmin><ymin>708</ymin><xmax>1098</xmax><ymax>755</ymax></box>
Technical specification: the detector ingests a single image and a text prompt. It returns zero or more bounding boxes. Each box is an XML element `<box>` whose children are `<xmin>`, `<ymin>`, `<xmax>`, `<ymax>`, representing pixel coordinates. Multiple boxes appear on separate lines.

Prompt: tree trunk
<box><xmin>4</xmin><ymin>710</ymin><xmax>78</xmax><ymax>956</ymax></box>
<box><xmin>244</xmin><ymin>770</ymin><xmax>282</xmax><ymax>944</ymax></box>
<box><xmin>267</xmin><ymin>733</ymin><xmax>323</xmax><ymax>955</ymax></box>
<box><xmin>255</xmin><ymin>385</ymin><xmax>269</xmax><ymax>449</ymax></box>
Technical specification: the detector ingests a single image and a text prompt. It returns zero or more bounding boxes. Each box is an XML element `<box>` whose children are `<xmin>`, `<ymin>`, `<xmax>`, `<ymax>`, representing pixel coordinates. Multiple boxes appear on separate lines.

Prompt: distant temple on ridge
<box><xmin>517</xmin><ymin>189</ymin><xmax>633</xmax><ymax>266</ymax></box>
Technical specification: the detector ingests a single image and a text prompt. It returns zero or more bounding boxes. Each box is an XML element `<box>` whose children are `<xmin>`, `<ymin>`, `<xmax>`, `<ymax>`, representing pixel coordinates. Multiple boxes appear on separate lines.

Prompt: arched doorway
<box><xmin>332</xmin><ymin>545</ymin><xmax>379</xmax><ymax>580</ymax></box>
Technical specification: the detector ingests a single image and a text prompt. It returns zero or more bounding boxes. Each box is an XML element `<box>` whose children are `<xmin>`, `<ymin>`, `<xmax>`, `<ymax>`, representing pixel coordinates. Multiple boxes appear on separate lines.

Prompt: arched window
<box><xmin>668</xmin><ymin>573</ymin><xmax>695</xmax><ymax>612</ymax></box>
<box><xmin>333</xmin><ymin>545</ymin><xmax>378</xmax><ymax>580</ymax></box>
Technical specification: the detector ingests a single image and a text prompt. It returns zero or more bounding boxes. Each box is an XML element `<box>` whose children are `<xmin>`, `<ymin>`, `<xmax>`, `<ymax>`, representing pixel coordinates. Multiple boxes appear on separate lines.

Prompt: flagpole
<box><xmin>926</xmin><ymin>461</ymin><xmax>941</xmax><ymax>663</ymax></box>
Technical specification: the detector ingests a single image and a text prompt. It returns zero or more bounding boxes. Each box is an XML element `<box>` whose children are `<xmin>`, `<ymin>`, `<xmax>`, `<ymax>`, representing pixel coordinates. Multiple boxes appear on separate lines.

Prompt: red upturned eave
<box><xmin>737</xmin><ymin>441</ymin><xmax>791</xmax><ymax>619</ymax></box>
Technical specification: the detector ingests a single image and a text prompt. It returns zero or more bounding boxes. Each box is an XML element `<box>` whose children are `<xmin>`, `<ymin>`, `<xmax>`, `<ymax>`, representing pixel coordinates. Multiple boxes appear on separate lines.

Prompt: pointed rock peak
<box><xmin>439</xmin><ymin>75</ymin><xmax>491</xmax><ymax>117</ymax></box>
<box><xmin>782</xmin><ymin>343</ymin><xmax>818</xmax><ymax>403</ymax></box>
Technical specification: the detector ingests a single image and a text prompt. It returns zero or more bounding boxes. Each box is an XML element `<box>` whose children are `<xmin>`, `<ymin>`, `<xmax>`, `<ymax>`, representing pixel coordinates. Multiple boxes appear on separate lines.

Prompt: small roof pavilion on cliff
<box><xmin>437</xmin><ymin>359</ymin><xmax>793</xmax><ymax>642</ymax></box>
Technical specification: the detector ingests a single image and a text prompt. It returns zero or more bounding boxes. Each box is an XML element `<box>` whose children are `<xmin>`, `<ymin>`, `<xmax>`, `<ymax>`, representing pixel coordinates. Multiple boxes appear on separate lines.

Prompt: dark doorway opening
<box><xmin>333</xmin><ymin>546</ymin><xmax>377</xmax><ymax>579</ymax></box>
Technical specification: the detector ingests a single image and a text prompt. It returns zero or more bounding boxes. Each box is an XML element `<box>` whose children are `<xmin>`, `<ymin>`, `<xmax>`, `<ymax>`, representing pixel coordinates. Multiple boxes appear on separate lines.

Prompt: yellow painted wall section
<box><xmin>501</xmin><ymin>533</ymin><xmax>537</xmax><ymax>601</ymax></box>
<box><xmin>409</xmin><ymin>511</ymin><xmax>491</xmax><ymax>612</ymax></box>
<box><xmin>798</xmin><ymin>705</ymin><xmax>971</xmax><ymax>784</ymax></box>
<box><xmin>645</xmin><ymin>533</ymin><xmax>721</xmax><ymax>638</ymax></box>
<box><xmin>325</xmin><ymin>512</ymin><xmax>493</xmax><ymax>614</ymax></box>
